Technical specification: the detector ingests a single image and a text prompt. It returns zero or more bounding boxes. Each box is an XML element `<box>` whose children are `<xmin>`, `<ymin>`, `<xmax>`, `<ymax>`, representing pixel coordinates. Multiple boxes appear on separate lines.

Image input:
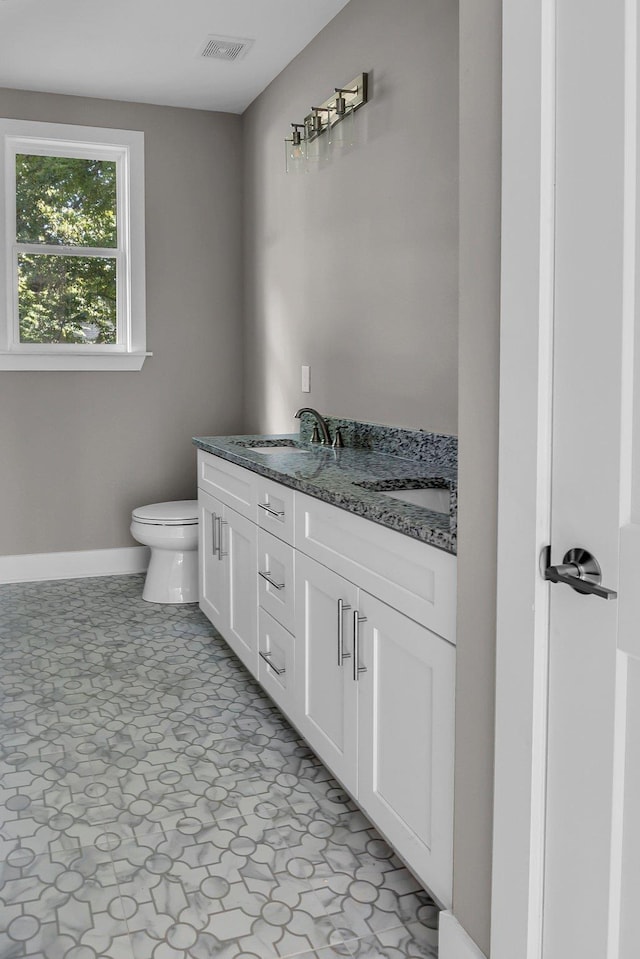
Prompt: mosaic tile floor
<box><xmin>0</xmin><ymin>575</ymin><xmax>439</xmax><ymax>959</ymax></box>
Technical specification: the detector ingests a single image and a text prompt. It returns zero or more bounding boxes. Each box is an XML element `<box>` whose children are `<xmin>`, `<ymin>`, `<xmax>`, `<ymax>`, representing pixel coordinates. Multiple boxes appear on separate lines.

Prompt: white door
<box><xmin>495</xmin><ymin>1</ymin><xmax>640</xmax><ymax>956</ymax></box>
<box><xmin>294</xmin><ymin>552</ymin><xmax>358</xmax><ymax>791</ymax></box>
<box><xmin>198</xmin><ymin>489</ymin><xmax>226</xmax><ymax>630</ymax></box>
<box><xmin>543</xmin><ymin>1</ymin><xmax>640</xmax><ymax>954</ymax></box>
<box><xmin>357</xmin><ymin>591</ymin><xmax>455</xmax><ymax>909</ymax></box>
<box><xmin>224</xmin><ymin>505</ymin><xmax>258</xmax><ymax>677</ymax></box>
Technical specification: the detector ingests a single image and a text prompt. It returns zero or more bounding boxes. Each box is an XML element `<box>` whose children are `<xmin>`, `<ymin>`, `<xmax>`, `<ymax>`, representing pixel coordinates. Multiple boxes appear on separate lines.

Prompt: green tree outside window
<box><xmin>16</xmin><ymin>154</ymin><xmax>118</xmax><ymax>344</ymax></box>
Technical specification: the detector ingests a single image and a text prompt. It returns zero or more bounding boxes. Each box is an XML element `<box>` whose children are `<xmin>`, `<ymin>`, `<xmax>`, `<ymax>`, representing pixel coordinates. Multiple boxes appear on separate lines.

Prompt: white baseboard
<box><xmin>439</xmin><ymin>912</ymin><xmax>487</xmax><ymax>959</ymax></box>
<box><xmin>0</xmin><ymin>546</ymin><xmax>150</xmax><ymax>584</ymax></box>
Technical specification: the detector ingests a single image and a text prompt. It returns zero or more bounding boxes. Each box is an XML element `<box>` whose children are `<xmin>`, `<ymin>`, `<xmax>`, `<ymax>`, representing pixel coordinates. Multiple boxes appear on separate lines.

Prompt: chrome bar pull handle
<box><xmin>219</xmin><ymin>520</ymin><xmax>228</xmax><ymax>559</ymax></box>
<box><xmin>543</xmin><ymin>546</ymin><xmax>617</xmax><ymax>600</ymax></box>
<box><xmin>353</xmin><ymin>610</ymin><xmax>368</xmax><ymax>681</ymax></box>
<box><xmin>258</xmin><ymin>570</ymin><xmax>285</xmax><ymax>590</ymax></box>
<box><xmin>258</xmin><ymin>502</ymin><xmax>285</xmax><ymax>519</ymax></box>
<box><xmin>217</xmin><ymin>518</ymin><xmax>228</xmax><ymax>560</ymax></box>
<box><xmin>259</xmin><ymin>651</ymin><xmax>286</xmax><ymax>676</ymax></box>
<box><xmin>211</xmin><ymin>513</ymin><xmax>218</xmax><ymax>557</ymax></box>
<box><xmin>214</xmin><ymin>514</ymin><xmax>221</xmax><ymax>560</ymax></box>
<box><xmin>337</xmin><ymin>599</ymin><xmax>352</xmax><ymax>665</ymax></box>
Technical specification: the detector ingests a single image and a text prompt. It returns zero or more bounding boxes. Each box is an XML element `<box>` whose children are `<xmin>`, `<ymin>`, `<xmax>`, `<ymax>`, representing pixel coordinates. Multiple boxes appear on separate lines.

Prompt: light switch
<box><xmin>301</xmin><ymin>365</ymin><xmax>311</xmax><ymax>393</ymax></box>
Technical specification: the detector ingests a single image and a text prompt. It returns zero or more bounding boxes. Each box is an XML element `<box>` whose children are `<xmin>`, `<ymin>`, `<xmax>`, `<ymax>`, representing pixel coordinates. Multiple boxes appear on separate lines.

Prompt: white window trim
<box><xmin>0</xmin><ymin>118</ymin><xmax>149</xmax><ymax>371</ymax></box>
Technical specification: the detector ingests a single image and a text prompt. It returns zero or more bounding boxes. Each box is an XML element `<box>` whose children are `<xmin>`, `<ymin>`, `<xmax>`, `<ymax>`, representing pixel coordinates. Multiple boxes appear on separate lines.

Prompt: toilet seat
<box><xmin>132</xmin><ymin>500</ymin><xmax>198</xmax><ymax>526</ymax></box>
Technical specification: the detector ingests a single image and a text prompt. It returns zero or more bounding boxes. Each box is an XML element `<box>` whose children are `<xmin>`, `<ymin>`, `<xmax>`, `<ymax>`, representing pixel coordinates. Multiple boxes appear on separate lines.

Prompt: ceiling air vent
<box><xmin>198</xmin><ymin>35</ymin><xmax>255</xmax><ymax>62</ymax></box>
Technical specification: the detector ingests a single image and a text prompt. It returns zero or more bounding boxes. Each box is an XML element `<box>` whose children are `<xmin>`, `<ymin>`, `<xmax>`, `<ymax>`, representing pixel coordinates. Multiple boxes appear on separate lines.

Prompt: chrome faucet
<box><xmin>295</xmin><ymin>407</ymin><xmax>332</xmax><ymax>445</ymax></box>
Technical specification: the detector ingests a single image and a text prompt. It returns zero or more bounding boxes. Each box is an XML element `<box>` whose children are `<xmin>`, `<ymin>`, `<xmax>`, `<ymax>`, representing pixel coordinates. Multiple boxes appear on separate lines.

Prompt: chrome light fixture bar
<box><xmin>284</xmin><ymin>72</ymin><xmax>369</xmax><ymax>173</ymax></box>
<box><xmin>304</xmin><ymin>73</ymin><xmax>368</xmax><ymax>141</ymax></box>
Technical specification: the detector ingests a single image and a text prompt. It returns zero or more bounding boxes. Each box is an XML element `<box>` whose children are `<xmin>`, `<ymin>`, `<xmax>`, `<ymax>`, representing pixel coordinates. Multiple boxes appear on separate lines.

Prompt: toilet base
<box><xmin>143</xmin><ymin>547</ymin><xmax>198</xmax><ymax>604</ymax></box>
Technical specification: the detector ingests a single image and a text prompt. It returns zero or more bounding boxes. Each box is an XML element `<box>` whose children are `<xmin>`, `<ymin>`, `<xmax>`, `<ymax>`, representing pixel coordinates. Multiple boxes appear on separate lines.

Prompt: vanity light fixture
<box><xmin>284</xmin><ymin>123</ymin><xmax>307</xmax><ymax>175</ymax></box>
<box><xmin>284</xmin><ymin>72</ymin><xmax>369</xmax><ymax>173</ymax></box>
<box><xmin>306</xmin><ymin>107</ymin><xmax>331</xmax><ymax>166</ymax></box>
<box><xmin>309</xmin><ymin>107</ymin><xmax>329</xmax><ymax>135</ymax></box>
<box><xmin>334</xmin><ymin>87</ymin><xmax>358</xmax><ymax>117</ymax></box>
<box><xmin>329</xmin><ymin>85</ymin><xmax>359</xmax><ymax>152</ymax></box>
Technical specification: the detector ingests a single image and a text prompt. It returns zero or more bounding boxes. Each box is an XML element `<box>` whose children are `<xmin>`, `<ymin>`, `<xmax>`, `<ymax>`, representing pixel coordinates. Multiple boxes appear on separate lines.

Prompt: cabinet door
<box><xmin>223</xmin><ymin>505</ymin><xmax>258</xmax><ymax>677</ymax></box>
<box><xmin>198</xmin><ymin>489</ymin><xmax>227</xmax><ymax>631</ymax></box>
<box><xmin>356</xmin><ymin>591</ymin><xmax>455</xmax><ymax>909</ymax></box>
<box><xmin>294</xmin><ymin>552</ymin><xmax>358</xmax><ymax>792</ymax></box>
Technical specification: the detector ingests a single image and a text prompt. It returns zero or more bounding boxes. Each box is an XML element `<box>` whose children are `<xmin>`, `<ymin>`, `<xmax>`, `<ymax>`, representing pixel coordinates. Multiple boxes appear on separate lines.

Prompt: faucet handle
<box><xmin>310</xmin><ymin>424</ymin><xmax>321</xmax><ymax>444</ymax></box>
<box><xmin>332</xmin><ymin>427</ymin><xmax>344</xmax><ymax>449</ymax></box>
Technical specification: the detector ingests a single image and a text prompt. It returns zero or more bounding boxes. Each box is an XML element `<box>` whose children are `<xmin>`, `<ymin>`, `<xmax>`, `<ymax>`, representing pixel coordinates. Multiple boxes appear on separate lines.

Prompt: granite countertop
<box><xmin>193</xmin><ymin>417</ymin><xmax>457</xmax><ymax>555</ymax></box>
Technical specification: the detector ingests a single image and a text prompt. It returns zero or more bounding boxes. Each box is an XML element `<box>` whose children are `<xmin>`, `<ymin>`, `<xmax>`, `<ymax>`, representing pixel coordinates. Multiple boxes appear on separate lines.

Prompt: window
<box><xmin>0</xmin><ymin>119</ymin><xmax>147</xmax><ymax>370</ymax></box>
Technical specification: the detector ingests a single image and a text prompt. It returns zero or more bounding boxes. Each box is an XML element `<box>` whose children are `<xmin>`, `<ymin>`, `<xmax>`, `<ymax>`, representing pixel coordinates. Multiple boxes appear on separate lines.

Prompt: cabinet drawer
<box><xmin>254</xmin><ymin>475</ymin><xmax>295</xmax><ymax>544</ymax></box>
<box><xmin>257</xmin><ymin>529</ymin><xmax>295</xmax><ymax>634</ymax></box>
<box><xmin>295</xmin><ymin>492</ymin><xmax>456</xmax><ymax>642</ymax></box>
<box><xmin>197</xmin><ymin>451</ymin><xmax>253</xmax><ymax>519</ymax></box>
<box><xmin>258</xmin><ymin>608</ymin><xmax>296</xmax><ymax>720</ymax></box>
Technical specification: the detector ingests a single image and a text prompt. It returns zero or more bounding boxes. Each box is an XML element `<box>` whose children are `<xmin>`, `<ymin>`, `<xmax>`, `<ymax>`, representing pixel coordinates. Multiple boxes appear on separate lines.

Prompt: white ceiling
<box><xmin>0</xmin><ymin>0</ymin><xmax>351</xmax><ymax>113</ymax></box>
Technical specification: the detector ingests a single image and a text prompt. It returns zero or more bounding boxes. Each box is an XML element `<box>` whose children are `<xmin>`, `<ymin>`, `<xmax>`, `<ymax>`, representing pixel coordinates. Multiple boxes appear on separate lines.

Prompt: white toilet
<box><xmin>130</xmin><ymin>500</ymin><xmax>199</xmax><ymax>604</ymax></box>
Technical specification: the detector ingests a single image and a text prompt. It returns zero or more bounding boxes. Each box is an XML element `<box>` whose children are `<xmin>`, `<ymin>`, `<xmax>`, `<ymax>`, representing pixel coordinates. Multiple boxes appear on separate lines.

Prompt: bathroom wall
<box><xmin>242</xmin><ymin>0</ymin><xmax>459</xmax><ymax>435</ymax></box>
<box><xmin>0</xmin><ymin>88</ymin><xmax>243</xmax><ymax>555</ymax></box>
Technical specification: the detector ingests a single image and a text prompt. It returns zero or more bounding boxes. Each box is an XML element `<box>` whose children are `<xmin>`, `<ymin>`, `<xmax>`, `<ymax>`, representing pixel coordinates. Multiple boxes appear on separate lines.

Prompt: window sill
<box><xmin>0</xmin><ymin>352</ymin><xmax>152</xmax><ymax>371</ymax></box>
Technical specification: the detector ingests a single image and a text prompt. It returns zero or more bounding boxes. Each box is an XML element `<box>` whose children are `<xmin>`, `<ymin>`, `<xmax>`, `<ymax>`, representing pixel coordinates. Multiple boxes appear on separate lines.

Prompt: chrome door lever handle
<box><xmin>543</xmin><ymin>546</ymin><xmax>617</xmax><ymax>600</ymax></box>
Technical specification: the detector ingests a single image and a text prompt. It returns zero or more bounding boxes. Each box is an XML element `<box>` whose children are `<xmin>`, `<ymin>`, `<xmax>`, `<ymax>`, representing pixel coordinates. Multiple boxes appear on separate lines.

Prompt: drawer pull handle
<box><xmin>258</xmin><ymin>502</ymin><xmax>285</xmax><ymax>519</ymax></box>
<box><xmin>259</xmin><ymin>650</ymin><xmax>286</xmax><ymax>676</ymax></box>
<box><xmin>353</xmin><ymin>610</ymin><xmax>368</xmax><ymax>681</ymax></box>
<box><xmin>258</xmin><ymin>570</ymin><xmax>285</xmax><ymax>590</ymax></box>
<box><xmin>337</xmin><ymin>598</ymin><xmax>352</xmax><ymax>665</ymax></box>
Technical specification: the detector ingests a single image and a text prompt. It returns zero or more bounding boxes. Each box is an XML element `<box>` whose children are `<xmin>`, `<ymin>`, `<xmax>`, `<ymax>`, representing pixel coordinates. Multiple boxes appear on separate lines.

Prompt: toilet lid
<box><xmin>132</xmin><ymin>500</ymin><xmax>199</xmax><ymax>526</ymax></box>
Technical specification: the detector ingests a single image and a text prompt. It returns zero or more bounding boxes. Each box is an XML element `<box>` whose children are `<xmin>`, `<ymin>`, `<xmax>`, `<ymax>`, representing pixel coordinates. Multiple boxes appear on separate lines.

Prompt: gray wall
<box><xmin>456</xmin><ymin>1</ymin><xmax>501</xmax><ymax>954</ymax></box>
<box><xmin>0</xmin><ymin>88</ymin><xmax>244</xmax><ymax>555</ymax></box>
<box><xmin>242</xmin><ymin>0</ymin><xmax>459</xmax><ymax>435</ymax></box>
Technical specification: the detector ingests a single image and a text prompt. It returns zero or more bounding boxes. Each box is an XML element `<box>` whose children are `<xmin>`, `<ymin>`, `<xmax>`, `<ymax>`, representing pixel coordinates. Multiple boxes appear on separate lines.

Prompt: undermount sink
<box><xmin>251</xmin><ymin>445</ymin><xmax>311</xmax><ymax>455</ymax></box>
<box><xmin>235</xmin><ymin>439</ymin><xmax>311</xmax><ymax>455</ymax></box>
<box><xmin>381</xmin><ymin>487</ymin><xmax>451</xmax><ymax>514</ymax></box>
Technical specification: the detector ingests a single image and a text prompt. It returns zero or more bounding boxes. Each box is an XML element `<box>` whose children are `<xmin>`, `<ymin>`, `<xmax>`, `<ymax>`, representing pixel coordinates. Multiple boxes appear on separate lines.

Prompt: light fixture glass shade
<box><xmin>285</xmin><ymin>136</ymin><xmax>307</xmax><ymax>174</ymax></box>
<box><xmin>328</xmin><ymin>105</ymin><xmax>356</xmax><ymax>153</ymax></box>
<box><xmin>305</xmin><ymin>130</ymin><xmax>329</xmax><ymax>169</ymax></box>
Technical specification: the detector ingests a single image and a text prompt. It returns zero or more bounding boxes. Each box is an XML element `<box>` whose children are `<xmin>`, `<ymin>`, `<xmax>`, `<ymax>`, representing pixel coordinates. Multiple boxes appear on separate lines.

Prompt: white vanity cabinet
<box><xmin>197</xmin><ymin>454</ymin><xmax>258</xmax><ymax>677</ymax></box>
<box><xmin>356</xmin><ymin>590</ymin><xmax>455</xmax><ymax>907</ymax></box>
<box><xmin>197</xmin><ymin>450</ymin><xmax>297</xmax><ymax>703</ymax></box>
<box><xmin>293</xmin><ymin>495</ymin><xmax>456</xmax><ymax>907</ymax></box>
<box><xmin>199</xmin><ymin>489</ymin><xmax>227</xmax><ymax>627</ymax></box>
<box><xmin>198</xmin><ymin>488</ymin><xmax>258</xmax><ymax>676</ymax></box>
<box><xmin>256</xmin><ymin>526</ymin><xmax>297</xmax><ymax>719</ymax></box>
<box><xmin>196</xmin><ymin>449</ymin><xmax>456</xmax><ymax>908</ymax></box>
<box><xmin>294</xmin><ymin>552</ymin><xmax>359</xmax><ymax>791</ymax></box>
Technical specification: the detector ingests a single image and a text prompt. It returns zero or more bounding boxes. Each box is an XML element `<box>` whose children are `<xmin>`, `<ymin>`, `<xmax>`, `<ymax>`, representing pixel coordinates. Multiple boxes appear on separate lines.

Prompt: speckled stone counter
<box><xmin>193</xmin><ymin>416</ymin><xmax>458</xmax><ymax>554</ymax></box>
